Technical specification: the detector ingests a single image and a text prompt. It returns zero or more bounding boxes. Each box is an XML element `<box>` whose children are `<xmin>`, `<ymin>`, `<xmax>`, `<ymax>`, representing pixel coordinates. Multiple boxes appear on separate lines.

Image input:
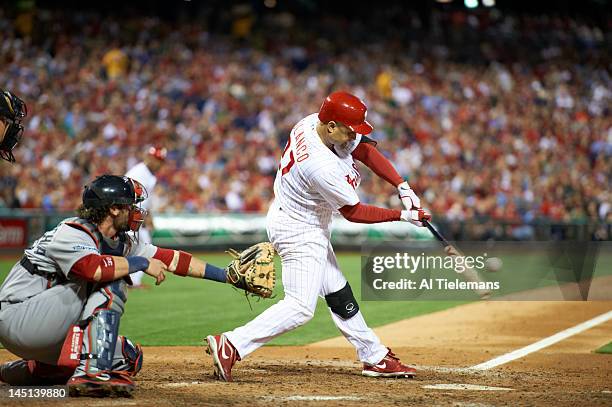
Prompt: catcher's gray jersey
<box><xmin>0</xmin><ymin>217</ymin><xmax>157</xmax><ymax>304</ymax></box>
<box><xmin>0</xmin><ymin>217</ymin><xmax>157</xmax><ymax>366</ymax></box>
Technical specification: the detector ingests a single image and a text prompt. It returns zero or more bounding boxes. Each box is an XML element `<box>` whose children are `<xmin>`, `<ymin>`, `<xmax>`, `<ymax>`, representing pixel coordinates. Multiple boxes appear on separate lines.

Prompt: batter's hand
<box><xmin>397</xmin><ymin>181</ymin><xmax>421</xmax><ymax>210</ymax></box>
<box><xmin>145</xmin><ymin>258</ymin><xmax>167</xmax><ymax>285</ymax></box>
<box><xmin>400</xmin><ymin>208</ymin><xmax>431</xmax><ymax>227</ymax></box>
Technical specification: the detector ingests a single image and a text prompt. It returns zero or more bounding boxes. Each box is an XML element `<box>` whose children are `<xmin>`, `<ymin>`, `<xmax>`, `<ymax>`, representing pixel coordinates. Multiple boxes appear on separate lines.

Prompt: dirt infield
<box><xmin>1</xmin><ymin>300</ymin><xmax>611</xmax><ymax>406</ymax></box>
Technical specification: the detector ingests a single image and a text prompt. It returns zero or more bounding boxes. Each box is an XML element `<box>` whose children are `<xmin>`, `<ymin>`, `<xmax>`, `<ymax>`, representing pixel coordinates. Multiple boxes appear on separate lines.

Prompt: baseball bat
<box><xmin>423</xmin><ymin>220</ymin><xmax>491</xmax><ymax>299</ymax></box>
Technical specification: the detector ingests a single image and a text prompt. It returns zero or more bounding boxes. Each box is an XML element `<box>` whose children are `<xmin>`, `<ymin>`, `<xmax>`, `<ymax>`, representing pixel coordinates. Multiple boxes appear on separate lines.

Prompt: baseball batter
<box><xmin>0</xmin><ymin>89</ymin><xmax>27</xmax><ymax>163</ymax></box>
<box><xmin>0</xmin><ymin>175</ymin><xmax>247</xmax><ymax>397</ymax></box>
<box><xmin>207</xmin><ymin>91</ymin><xmax>430</xmax><ymax>381</ymax></box>
<box><xmin>125</xmin><ymin>146</ymin><xmax>167</xmax><ymax>287</ymax></box>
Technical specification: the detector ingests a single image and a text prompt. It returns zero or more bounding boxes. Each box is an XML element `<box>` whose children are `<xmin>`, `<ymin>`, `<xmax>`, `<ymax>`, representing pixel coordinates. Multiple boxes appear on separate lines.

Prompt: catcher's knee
<box><xmin>101</xmin><ymin>279</ymin><xmax>128</xmax><ymax>314</ymax></box>
<box><xmin>325</xmin><ymin>283</ymin><xmax>359</xmax><ymax>319</ymax></box>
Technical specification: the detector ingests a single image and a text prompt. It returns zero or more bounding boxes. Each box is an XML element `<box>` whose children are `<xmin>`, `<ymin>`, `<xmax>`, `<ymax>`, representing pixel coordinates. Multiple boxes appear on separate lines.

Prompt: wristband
<box><xmin>204</xmin><ymin>263</ymin><xmax>227</xmax><ymax>283</ymax></box>
<box><xmin>126</xmin><ymin>256</ymin><xmax>150</xmax><ymax>274</ymax></box>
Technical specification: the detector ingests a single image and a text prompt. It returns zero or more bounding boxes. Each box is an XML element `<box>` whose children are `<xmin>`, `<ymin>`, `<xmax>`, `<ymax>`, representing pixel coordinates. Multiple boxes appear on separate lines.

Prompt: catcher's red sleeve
<box><xmin>339</xmin><ymin>203</ymin><xmax>401</xmax><ymax>224</ymax></box>
<box><xmin>351</xmin><ymin>143</ymin><xmax>403</xmax><ymax>187</ymax></box>
<box><xmin>71</xmin><ymin>254</ymin><xmax>116</xmax><ymax>282</ymax></box>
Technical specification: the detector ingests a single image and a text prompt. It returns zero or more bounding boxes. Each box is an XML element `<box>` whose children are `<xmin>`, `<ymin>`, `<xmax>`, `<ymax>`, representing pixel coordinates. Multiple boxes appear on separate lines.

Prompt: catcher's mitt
<box><xmin>226</xmin><ymin>242</ymin><xmax>276</xmax><ymax>299</ymax></box>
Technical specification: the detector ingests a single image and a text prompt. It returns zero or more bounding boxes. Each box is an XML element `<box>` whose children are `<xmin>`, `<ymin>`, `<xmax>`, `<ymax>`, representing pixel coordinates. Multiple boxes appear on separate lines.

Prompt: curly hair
<box><xmin>76</xmin><ymin>204</ymin><xmax>112</xmax><ymax>225</ymax></box>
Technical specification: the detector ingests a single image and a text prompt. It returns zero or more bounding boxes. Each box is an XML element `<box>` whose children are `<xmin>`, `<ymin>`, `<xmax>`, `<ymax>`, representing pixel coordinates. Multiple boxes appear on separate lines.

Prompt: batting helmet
<box><xmin>318</xmin><ymin>91</ymin><xmax>373</xmax><ymax>135</ymax></box>
<box><xmin>82</xmin><ymin>175</ymin><xmax>148</xmax><ymax>231</ymax></box>
<box><xmin>0</xmin><ymin>90</ymin><xmax>27</xmax><ymax>163</ymax></box>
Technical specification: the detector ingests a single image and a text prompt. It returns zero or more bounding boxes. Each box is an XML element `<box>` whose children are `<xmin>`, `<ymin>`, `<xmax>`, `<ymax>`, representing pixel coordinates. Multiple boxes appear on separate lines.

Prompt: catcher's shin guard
<box><xmin>112</xmin><ymin>336</ymin><xmax>143</xmax><ymax>376</ymax></box>
<box><xmin>68</xmin><ymin>280</ymin><xmax>135</xmax><ymax>397</ymax></box>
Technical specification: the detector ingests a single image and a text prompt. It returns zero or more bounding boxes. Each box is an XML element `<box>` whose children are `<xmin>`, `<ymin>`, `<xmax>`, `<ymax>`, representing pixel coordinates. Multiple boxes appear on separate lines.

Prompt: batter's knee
<box><xmin>283</xmin><ymin>296</ymin><xmax>315</xmax><ymax>326</ymax></box>
<box><xmin>325</xmin><ymin>282</ymin><xmax>359</xmax><ymax>319</ymax></box>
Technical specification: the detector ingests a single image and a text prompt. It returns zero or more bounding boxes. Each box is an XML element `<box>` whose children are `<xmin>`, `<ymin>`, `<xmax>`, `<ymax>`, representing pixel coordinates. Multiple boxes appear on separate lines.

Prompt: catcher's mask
<box><xmin>83</xmin><ymin>175</ymin><xmax>149</xmax><ymax>232</ymax></box>
<box><xmin>0</xmin><ymin>90</ymin><xmax>27</xmax><ymax>163</ymax></box>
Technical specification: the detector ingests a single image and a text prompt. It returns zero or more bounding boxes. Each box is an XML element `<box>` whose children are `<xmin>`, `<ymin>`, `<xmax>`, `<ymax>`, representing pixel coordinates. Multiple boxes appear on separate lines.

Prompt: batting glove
<box><xmin>400</xmin><ymin>208</ymin><xmax>431</xmax><ymax>227</ymax></box>
<box><xmin>397</xmin><ymin>181</ymin><xmax>421</xmax><ymax>210</ymax></box>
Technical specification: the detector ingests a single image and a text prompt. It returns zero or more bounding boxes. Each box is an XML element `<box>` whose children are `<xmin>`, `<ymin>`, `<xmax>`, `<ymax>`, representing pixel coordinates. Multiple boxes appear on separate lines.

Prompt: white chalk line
<box><xmin>471</xmin><ymin>310</ymin><xmax>612</xmax><ymax>371</ymax></box>
<box><xmin>159</xmin><ymin>381</ymin><xmax>207</xmax><ymax>388</ymax></box>
<box><xmin>423</xmin><ymin>383</ymin><xmax>513</xmax><ymax>391</ymax></box>
<box><xmin>264</xmin><ymin>395</ymin><xmax>362</xmax><ymax>401</ymax></box>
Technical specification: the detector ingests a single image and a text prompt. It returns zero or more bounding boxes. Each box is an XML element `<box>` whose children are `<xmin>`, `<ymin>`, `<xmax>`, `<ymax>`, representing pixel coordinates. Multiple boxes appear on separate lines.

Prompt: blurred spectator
<box><xmin>0</xmin><ymin>6</ymin><xmax>609</xmax><ymax>231</ymax></box>
<box><xmin>102</xmin><ymin>43</ymin><xmax>129</xmax><ymax>80</ymax></box>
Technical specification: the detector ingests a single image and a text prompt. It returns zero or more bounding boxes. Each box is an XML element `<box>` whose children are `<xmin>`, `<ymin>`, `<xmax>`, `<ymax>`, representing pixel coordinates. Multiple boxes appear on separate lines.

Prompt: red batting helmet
<box><xmin>148</xmin><ymin>146</ymin><xmax>167</xmax><ymax>161</ymax></box>
<box><xmin>318</xmin><ymin>91</ymin><xmax>373</xmax><ymax>135</ymax></box>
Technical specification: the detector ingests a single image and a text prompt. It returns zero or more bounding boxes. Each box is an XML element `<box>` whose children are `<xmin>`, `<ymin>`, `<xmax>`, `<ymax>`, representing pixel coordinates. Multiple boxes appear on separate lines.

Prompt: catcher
<box><xmin>0</xmin><ymin>174</ymin><xmax>275</xmax><ymax>397</ymax></box>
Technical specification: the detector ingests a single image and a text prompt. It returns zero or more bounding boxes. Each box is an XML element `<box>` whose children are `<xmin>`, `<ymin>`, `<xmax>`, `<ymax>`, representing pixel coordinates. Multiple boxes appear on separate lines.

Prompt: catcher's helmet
<box><xmin>318</xmin><ymin>91</ymin><xmax>373</xmax><ymax>135</ymax></box>
<box><xmin>83</xmin><ymin>175</ymin><xmax>147</xmax><ymax>209</ymax></box>
<box><xmin>82</xmin><ymin>175</ymin><xmax>148</xmax><ymax>232</ymax></box>
<box><xmin>0</xmin><ymin>90</ymin><xmax>27</xmax><ymax>163</ymax></box>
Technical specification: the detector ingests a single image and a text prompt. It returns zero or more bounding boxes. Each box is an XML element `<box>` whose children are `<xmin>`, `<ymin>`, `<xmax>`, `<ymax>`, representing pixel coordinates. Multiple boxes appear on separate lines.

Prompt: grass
<box><xmin>0</xmin><ymin>254</ymin><xmax>463</xmax><ymax>346</ymax></box>
<box><xmin>3</xmin><ymin>246</ymin><xmax>611</xmax><ymax>346</ymax></box>
<box><xmin>595</xmin><ymin>342</ymin><xmax>612</xmax><ymax>354</ymax></box>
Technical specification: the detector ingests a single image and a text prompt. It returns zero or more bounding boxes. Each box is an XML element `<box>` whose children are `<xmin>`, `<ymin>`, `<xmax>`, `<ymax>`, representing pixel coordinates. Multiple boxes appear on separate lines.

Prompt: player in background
<box><xmin>125</xmin><ymin>146</ymin><xmax>167</xmax><ymax>288</ymax></box>
<box><xmin>0</xmin><ymin>175</ymin><xmax>239</xmax><ymax>397</ymax></box>
<box><xmin>0</xmin><ymin>89</ymin><xmax>27</xmax><ymax>163</ymax></box>
<box><xmin>206</xmin><ymin>91</ymin><xmax>430</xmax><ymax>381</ymax></box>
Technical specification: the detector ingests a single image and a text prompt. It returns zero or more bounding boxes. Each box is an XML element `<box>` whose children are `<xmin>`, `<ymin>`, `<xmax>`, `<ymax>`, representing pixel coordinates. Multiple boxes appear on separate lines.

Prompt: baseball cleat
<box><xmin>206</xmin><ymin>334</ymin><xmax>239</xmax><ymax>382</ymax></box>
<box><xmin>362</xmin><ymin>348</ymin><xmax>416</xmax><ymax>378</ymax></box>
<box><xmin>67</xmin><ymin>372</ymin><xmax>135</xmax><ymax>397</ymax></box>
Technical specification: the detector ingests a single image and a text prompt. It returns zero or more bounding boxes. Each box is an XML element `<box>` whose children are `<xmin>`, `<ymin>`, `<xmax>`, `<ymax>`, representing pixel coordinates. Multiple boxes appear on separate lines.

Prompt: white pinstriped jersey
<box><xmin>125</xmin><ymin>162</ymin><xmax>156</xmax><ymax>211</ymax></box>
<box><xmin>273</xmin><ymin>113</ymin><xmax>362</xmax><ymax>228</ymax></box>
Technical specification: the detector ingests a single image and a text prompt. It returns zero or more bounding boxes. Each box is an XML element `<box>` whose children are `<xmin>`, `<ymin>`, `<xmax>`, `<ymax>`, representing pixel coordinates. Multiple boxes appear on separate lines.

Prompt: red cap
<box><xmin>318</xmin><ymin>91</ymin><xmax>373</xmax><ymax>135</ymax></box>
<box><xmin>148</xmin><ymin>146</ymin><xmax>167</xmax><ymax>161</ymax></box>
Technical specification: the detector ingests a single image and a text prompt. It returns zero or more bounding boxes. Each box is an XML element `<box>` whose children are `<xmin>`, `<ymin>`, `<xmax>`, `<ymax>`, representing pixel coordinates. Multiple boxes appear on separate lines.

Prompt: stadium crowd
<box><xmin>0</xmin><ymin>6</ymin><xmax>610</xmax><ymax>229</ymax></box>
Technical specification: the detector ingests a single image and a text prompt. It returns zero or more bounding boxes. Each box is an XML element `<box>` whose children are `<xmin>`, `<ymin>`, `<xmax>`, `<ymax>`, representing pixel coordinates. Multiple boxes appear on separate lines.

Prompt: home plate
<box><xmin>423</xmin><ymin>384</ymin><xmax>513</xmax><ymax>391</ymax></box>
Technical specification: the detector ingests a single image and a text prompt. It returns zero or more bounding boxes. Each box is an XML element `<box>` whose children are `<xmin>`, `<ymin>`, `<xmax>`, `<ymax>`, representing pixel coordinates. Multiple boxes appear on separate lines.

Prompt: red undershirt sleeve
<box><xmin>351</xmin><ymin>143</ymin><xmax>403</xmax><ymax>187</ymax></box>
<box><xmin>70</xmin><ymin>253</ymin><xmax>116</xmax><ymax>282</ymax></box>
<box><xmin>339</xmin><ymin>202</ymin><xmax>401</xmax><ymax>224</ymax></box>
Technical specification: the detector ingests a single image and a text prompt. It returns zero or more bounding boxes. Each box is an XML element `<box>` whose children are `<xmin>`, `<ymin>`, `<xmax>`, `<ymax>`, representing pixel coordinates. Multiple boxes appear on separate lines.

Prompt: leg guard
<box><xmin>67</xmin><ymin>280</ymin><xmax>135</xmax><ymax>397</ymax></box>
<box><xmin>112</xmin><ymin>336</ymin><xmax>143</xmax><ymax>376</ymax></box>
<box><xmin>74</xmin><ymin>280</ymin><xmax>128</xmax><ymax>376</ymax></box>
<box><xmin>325</xmin><ymin>282</ymin><xmax>359</xmax><ymax>319</ymax></box>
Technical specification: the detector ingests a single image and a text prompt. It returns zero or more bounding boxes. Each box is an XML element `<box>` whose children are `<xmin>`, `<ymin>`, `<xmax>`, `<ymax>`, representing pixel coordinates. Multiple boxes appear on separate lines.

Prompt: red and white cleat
<box><xmin>67</xmin><ymin>371</ymin><xmax>135</xmax><ymax>397</ymax></box>
<box><xmin>206</xmin><ymin>334</ymin><xmax>239</xmax><ymax>382</ymax></box>
<box><xmin>362</xmin><ymin>349</ymin><xmax>416</xmax><ymax>378</ymax></box>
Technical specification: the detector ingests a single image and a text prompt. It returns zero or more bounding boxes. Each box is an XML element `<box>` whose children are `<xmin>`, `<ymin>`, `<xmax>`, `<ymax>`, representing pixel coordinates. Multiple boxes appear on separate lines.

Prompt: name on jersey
<box><xmin>294</xmin><ymin>125</ymin><xmax>309</xmax><ymax>163</ymax></box>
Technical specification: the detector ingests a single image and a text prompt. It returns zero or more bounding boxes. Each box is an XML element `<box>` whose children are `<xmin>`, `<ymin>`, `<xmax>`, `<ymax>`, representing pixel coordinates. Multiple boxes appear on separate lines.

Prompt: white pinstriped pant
<box><xmin>225</xmin><ymin>202</ymin><xmax>388</xmax><ymax>364</ymax></box>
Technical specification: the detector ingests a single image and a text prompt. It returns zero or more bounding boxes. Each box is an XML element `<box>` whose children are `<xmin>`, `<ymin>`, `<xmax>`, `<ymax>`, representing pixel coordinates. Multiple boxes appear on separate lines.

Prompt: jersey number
<box><xmin>279</xmin><ymin>137</ymin><xmax>295</xmax><ymax>176</ymax></box>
